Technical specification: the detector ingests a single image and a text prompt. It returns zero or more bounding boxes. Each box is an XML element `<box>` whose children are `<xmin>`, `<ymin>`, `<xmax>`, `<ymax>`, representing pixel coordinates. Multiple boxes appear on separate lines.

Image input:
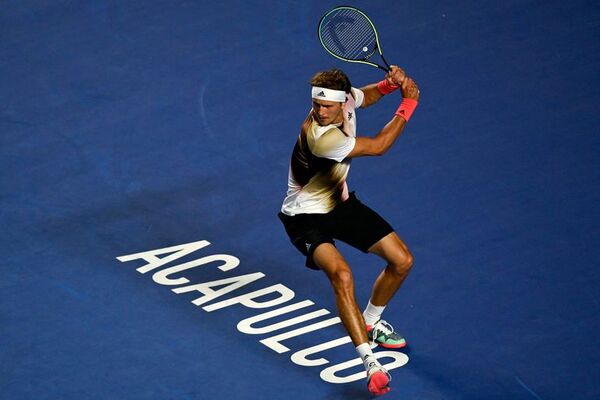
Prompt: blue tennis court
<box><xmin>2</xmin><ymin>1</ymin><xmax>599</xmax><ymax>399</ymax></box>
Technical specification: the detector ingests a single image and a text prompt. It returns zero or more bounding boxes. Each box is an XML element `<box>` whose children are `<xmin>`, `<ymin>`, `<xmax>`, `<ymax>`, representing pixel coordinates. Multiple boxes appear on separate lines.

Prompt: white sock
<box><xmin>356</xmin><ymin>343</ymin><xmax>380</xmax><ymax>370</ymax></box>
<box><xmin>363</xmin><ymin>300</ymin><xmax>386</xmax><ymax>326</ymax></box>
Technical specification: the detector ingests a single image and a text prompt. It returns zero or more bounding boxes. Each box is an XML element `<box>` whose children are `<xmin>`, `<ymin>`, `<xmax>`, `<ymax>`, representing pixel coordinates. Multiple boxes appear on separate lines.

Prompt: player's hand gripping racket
<box><xmin>318</xmin><ymin>6</ymin><xmax>392</xmax><ymax>72</ymax></box>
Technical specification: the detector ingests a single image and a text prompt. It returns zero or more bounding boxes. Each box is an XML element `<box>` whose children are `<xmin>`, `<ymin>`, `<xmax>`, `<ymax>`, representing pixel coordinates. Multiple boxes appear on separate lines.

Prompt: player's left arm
<box><xmin>359</xmin><ymin>66</ymin><xmax>407</xmax><ymax>108</ymax></box>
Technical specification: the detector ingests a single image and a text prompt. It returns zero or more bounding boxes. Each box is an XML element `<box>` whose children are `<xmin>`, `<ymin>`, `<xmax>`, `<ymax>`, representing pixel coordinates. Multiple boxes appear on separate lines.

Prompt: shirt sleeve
<box><xmin>311</xmin><ymin>127</ymin><xmax>356</xmax><ymax>162</ymax></box>
<box><xmin>351</xmin><ymin>87</ymin><xmax>365</xmax><ymax>108</ymax></box>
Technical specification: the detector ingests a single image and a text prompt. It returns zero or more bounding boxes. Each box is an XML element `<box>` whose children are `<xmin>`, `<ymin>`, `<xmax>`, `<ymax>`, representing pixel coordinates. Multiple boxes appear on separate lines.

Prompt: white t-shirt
<box><xmin>281</xmin><ymin>87</ymin><xmax>365</xmax><ymax>215</ymax></box>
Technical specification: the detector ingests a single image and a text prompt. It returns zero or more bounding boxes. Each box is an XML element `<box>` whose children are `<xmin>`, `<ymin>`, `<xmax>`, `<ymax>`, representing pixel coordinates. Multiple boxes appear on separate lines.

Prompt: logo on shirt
<box><xmin>347</xmin><ymin>112</ymin><xmax>353</xmax><ymax>120</ymax></box>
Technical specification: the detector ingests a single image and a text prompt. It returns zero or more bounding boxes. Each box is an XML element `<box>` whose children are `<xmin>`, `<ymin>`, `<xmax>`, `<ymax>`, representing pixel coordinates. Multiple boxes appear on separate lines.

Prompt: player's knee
<box><xmin>330</xmin><ymin>266</ymin><xmax>355</xmax><ymax>293</ymax></box>
<box><xmin>390</xmin><ymin>249</ymin><xmax>414</xmax><ymax>275</ymax></box>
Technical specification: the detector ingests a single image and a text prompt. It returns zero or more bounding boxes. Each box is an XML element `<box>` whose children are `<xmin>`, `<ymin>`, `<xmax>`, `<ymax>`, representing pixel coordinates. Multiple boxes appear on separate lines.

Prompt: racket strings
<box><xmin>319</xmin><ymin>8</ymin><xmax>377</xmax><ymax>61</ymax></box>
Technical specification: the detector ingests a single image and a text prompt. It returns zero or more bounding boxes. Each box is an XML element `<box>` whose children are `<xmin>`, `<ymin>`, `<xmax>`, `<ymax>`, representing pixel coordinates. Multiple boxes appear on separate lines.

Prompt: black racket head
<box><xmin>318</xmin><ymin>6</ymin><xmax>379</xmax><ymax>62</ymax></box>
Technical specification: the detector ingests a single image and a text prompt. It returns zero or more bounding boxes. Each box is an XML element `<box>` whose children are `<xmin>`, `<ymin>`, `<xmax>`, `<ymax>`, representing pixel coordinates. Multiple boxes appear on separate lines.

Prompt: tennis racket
<box><xmin>318</xmin><ymin>6</ymin><xmax>392</xmax><ymax>72</ymax></box>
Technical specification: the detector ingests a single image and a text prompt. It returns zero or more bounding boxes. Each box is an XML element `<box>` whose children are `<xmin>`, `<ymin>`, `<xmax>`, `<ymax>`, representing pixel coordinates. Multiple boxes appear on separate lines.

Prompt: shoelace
<box><xmin>364</xmin><ymin>355</ymin><xmax>392</xmax><ymax>383</ymax></box>
<box><xmin>366</xmin><ymin>363</ymin><xmax>392</xmax><ymax>382</ymax></box>
<box><xmin>372</xmin><ymin>319</ymin><xmax>395</xmax><ymax>341</ymax></box>
<box><xmin>364</xmin><ymin>356</ymin><xmax>377</xmax><ymax>375</ymax></box>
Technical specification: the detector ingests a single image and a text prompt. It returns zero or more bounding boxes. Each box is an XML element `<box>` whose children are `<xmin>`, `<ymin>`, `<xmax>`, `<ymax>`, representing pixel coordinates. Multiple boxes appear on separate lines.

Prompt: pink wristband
<box><xmin>395</xmin><ymin>98</ymin><xmax>418</xmax><ymax>121</ymax></box>
<box><xmin>376</xmin><ymin>79</ymin><xmax>400</xmax><ymax>95</ymax></box>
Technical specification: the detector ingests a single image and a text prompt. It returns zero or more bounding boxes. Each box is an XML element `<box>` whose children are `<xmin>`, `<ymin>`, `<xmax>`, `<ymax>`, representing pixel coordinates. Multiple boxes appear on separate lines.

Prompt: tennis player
<box><xmin>278</xmin><ymin>66</ymin><xmax>419</xmax><ymax>395</ymax></box>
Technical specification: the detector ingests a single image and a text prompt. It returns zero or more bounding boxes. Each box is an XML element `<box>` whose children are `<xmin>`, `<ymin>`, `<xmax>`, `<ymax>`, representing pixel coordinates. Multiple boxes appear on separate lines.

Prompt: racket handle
<box><xmin>380</xmin><ymin>54</ymin><xmax>392</xmax><ymax>72</ymax></box>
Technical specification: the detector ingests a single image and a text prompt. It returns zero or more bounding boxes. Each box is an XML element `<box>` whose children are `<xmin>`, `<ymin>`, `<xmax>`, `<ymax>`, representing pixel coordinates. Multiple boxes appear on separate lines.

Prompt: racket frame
<box><xmin>317</xmin><ymin>6</ymin><xmax>391</xmax><ymax>72</ymax></box>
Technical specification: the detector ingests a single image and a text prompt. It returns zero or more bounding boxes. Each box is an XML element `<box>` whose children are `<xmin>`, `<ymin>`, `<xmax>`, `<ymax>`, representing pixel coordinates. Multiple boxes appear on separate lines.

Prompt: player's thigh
<box><xmin>313</xmin><ymin>243</ymin><xmax>354</xmax><ymax>289</ymax></box>
<box><xmin>368</xmin><ymin>232</ymin><xmax>413</xmax><ymax>269</ymax></box>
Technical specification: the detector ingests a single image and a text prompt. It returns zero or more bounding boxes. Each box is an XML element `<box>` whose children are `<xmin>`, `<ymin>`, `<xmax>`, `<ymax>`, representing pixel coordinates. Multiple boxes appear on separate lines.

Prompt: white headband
<box><xmin>311</xmin><ymin>86</ymin><xmax>347</xmax><ymax>102</ymax></box>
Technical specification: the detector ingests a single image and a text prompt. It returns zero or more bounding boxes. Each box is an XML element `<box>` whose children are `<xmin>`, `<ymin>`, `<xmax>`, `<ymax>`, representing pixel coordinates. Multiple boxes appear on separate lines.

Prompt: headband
<box><xmin>311</xmin><ymin>86</ymin><xmax>347</xmax><ymax>103</ymax></box>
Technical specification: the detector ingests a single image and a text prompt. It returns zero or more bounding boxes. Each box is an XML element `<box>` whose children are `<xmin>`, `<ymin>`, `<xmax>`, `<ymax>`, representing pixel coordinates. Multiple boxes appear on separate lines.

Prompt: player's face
<box><xmin>312</xmin><ymin>99</ymin><xmax>344</xmax><ymax>126</ymax></box>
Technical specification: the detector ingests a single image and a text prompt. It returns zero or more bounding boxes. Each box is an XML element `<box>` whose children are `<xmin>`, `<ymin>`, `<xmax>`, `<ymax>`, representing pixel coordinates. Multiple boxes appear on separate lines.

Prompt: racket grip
<box><xmin>395</xmin><ymin>98</ymin><xmax>418</xmax><ymax>122</ymax></box>
<box><xmin>376</xmin><ymin>79</ymin><xmax>400</xmax><ymax>95</ymax></box>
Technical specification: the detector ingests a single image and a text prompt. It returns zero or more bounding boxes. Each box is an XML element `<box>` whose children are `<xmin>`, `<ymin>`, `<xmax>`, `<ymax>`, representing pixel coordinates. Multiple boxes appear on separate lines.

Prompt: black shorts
<box><xmin>278</xmin><ymin>192</ymin><xmax>394</xmax><ymax>270</ymax></box>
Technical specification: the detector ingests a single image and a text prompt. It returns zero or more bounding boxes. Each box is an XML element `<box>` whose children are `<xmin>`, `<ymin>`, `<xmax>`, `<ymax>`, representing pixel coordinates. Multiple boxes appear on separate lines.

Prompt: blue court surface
<box><xmin>2</xmin><ymin>1</ymin><xmax>599</xmax><ymax>399</ymax></box>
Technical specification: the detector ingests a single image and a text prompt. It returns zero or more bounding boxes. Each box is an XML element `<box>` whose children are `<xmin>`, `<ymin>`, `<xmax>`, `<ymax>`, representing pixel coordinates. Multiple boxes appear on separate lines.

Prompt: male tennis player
<box><xmin>278</xmin><ymin>66</ymin><xmax>419</xmax><ymax>395</ymax></box>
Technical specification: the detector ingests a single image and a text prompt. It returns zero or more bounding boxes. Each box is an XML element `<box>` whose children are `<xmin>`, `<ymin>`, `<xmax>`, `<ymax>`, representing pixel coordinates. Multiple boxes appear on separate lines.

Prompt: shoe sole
<box><xmin>377</xmin><ymin>340</ymin><xmax>407</xmax><ymax>349</ymax></box>
<box><xmin>368</xmin><ymin>370</ymin><xmax>391</xmax><ymax>396</ymax></box>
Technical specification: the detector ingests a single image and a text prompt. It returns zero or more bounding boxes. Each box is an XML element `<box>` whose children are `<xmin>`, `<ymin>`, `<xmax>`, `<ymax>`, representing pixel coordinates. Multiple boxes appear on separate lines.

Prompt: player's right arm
<box><xmin>347</xmin><ymin>76</ymin><xmax>420</xmax><ymax>158</ymax></box>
